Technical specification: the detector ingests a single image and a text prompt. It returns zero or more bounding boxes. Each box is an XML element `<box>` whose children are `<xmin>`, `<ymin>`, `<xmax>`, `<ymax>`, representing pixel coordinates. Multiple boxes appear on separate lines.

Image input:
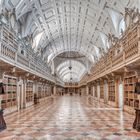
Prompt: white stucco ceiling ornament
<box><xmin>3</xmin><ymin>0</ymin><xmax>140</xmax><ymax>82</ymax></box>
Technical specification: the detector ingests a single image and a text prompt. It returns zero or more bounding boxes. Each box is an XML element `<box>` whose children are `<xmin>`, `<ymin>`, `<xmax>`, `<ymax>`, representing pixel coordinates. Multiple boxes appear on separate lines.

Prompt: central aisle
<box><xmin>0</xmin><ymin>96</ymin><xmax>140</xmax><ymax>140</ymax></box>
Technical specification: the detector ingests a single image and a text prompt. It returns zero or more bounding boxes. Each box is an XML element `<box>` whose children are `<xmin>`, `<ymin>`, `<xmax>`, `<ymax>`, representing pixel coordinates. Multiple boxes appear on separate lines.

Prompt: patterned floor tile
<box><xmin>0</xmin><ymin>96</ymin><xmax>139</xmax><ymax>140</ymax></box>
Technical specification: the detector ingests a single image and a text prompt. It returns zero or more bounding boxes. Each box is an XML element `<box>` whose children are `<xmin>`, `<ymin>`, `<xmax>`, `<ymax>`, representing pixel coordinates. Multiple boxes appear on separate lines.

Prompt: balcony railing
<box><xmin>86</xmin><ymin>21</ymin><xmax>140</xmax><ymax>83</ymax></box>
<box><xmin>0</xmin><ymin>23</ymin><xmax>55</xmax><ymax>82</ymax></box>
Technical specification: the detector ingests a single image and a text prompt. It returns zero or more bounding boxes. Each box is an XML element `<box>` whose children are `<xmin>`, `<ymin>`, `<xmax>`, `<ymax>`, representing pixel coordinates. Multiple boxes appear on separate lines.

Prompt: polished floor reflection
<box><xmin>0</xmin><ymin>96</ymin><xmax>140</xmax><ymax>140</ymax></box>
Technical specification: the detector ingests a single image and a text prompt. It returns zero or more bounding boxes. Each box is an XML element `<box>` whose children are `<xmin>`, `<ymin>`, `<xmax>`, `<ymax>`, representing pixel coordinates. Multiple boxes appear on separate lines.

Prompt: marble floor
<box><xmin>0</xmin><ymin>96</ymin><xmax>140</xmax><ymax>140</ymax></box>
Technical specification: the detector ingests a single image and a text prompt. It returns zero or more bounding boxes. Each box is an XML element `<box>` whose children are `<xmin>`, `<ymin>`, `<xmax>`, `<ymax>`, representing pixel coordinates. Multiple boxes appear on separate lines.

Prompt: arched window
<box><xmin>32</xmin><ymin>32</ymin><xmax>43</xmax><ymax>50</ymax></box>
<box><xmin>21</xmin><ymin>50</ymin><xmax>24</xmax><ymax>55</ymax></box>
<box><xmin>118</xmin><ymin>18</ymin><xmax>125</xmax><ymax>35</ymax></box>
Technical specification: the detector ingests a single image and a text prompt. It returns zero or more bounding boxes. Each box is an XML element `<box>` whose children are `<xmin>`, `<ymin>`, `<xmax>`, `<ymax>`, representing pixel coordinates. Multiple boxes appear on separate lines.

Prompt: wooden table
<box><xmin>133</xmin><ymin>108</ymin><xmax>140</xmax><ymax>131</ymax></box>
<box><xmin>0</xmin><ymin>109</ymin><xmax>6</xmax><ymax>131</ymax></box>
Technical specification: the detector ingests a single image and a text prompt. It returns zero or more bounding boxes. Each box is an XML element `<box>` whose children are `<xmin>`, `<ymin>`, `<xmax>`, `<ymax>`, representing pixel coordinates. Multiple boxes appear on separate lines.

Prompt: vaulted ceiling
<box><xmin>2</xmin><ymin>0</ymin><xmax>140</xmax><ymax>82</ymax></box>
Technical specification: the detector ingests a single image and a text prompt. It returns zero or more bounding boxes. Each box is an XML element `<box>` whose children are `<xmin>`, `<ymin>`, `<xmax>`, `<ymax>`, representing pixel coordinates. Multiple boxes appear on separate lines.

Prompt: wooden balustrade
<box><xmin>30</xmin><ymin>63</ymin><xmax>35</xmax><ymax>70</ymax></box>
<box><xmin>112</xmin><ymin>52</ymin><xmax>123</xmax><ymax>67</ymax></box>
<box><xmin>36</xmin><ymin>67</ymin><xmax>42</xmax><ymax>73</ymax></box>
<box><xmin>17</xmin><ymin>53</ymin><xmax>29</xmax><ymax>67</ymax></box>
<box><xmin>0</xmin><ymin>23</ymin><xmax>54</xmax><ymax>82</ymax></box>
<box><xmin>86</xmin><ymin>21</ymin><xmax>140</xmax><ymax>83</ymax></box>
<box><xmin>1</xmin><ymin>43</ymin><xmax>16</xmax><ymax>61</ymax></box>
<box><xmin>125</xmin><ymin>42</ymin><xmax>139</xmax><ymax>59</ymax></box>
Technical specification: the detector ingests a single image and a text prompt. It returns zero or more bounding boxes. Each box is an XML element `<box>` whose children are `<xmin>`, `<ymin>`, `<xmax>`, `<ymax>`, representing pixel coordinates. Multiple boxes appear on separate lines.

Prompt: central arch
<box><xmin>47</xmin><ymin>48</ymin><xmax>95</xmax><ymax>64</ymax></box>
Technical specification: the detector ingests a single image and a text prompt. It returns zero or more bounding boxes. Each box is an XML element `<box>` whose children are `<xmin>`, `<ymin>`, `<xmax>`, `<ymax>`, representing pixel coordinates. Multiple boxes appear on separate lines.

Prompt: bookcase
<box><xmin>100</xmin><ymin>81</ymin><xmax>104</xmax><ymax>99</ymax></box>
<box><xmin>26</xmin><ymin>81</ymin><xmax>33</xmax><ymax>102</ymax></box>
<box><xmin>124</xmin><ymin>72</ymin><xmax>139</xmax><ymax>108</ymax></box>
<box><xmin>0</xmin><ymin>75</ymin><xmax>17</xmax><ymax>109</ymax></box>
<box><xmin>108</xmin><ymin>79</ymin><xmax>115</xmax><ymax>102</ymax></box>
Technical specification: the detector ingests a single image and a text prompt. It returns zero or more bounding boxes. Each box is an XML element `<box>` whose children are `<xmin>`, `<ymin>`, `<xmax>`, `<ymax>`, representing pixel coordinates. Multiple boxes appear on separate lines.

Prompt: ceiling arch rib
<box><xmin>63</xmin><ymin>75</ymin><xmax>79</xmax><ymax>81</ymax></box>
<box><xmin>12</xmin><ymin>0</ymin><xmax>120</xmax><ymax>64</ymax></box>
<box><xmin>58</xmin><ymin>65</ymin><xmax>85</xmax><ymax>77</ymax></box>
<box><xmin>62</xmin><ymin>72</ymin><xmax>80</xmax><ymax>82</ymax></box>
<box><xmin>61</xmin><ymin>71</ymin><xmax>79</xmax><ymax>79</ymax></box>
<box><xmin>56</xmin><ymin>59</ymin><xmax>86</xmax><ymax>73</ymax></box>
<box><xmin>20</xmin><ymin>0</ymin><xmax>112</xmax><ymax>63</ymax></box>
<box><xmin>5</xmin><ymin>0</ymin><xmax>139</xmax><ymax>83</ymax></box>
<box><xmin>58</xmin><ymin>67</ymin><xmax>68</xmax><ymax>76</ymax></box>
<box><xmin>57</xmin><ymin>62</ymin><xmax>85</xmax><ymax>75</ymax></box>
<box><xmin>57</xmin><ymin>63</ymin><xmax>86</xmax><ymax>75</ymax></box>
<box><xmin>47</xmin><ymin>47</ymin><xmax>95</xmax><ymax>63</ymax></box>
<box><xmin>56</xmin><ymin>59</ymin><xmax>86</xmax><ymax>82</ymax></box>
<box><xmin>15</xmin><ymin>0</ymin><xmax>34</xmax><ymax>20</ymax></box>
<box><xmin>59</xmin><ymin>66</ymin><xmax>85</xmax><ymax>78</ymax></box>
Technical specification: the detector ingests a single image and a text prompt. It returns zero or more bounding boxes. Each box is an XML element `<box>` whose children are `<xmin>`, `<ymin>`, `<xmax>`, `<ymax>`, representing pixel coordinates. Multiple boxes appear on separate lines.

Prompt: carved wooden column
<box><xmin>137</xmin><ymin>24</ymin><xmax>140</xmax><ymax>54</ymax></box>
<box><xmin>104</xmin><ymin>75</ymin><xmax>109</xmax><ymax>104</ymax></box>
<box><xmin>115</xmin><ymin>74</ymin><xmax>124</xmax><ymax>108</ymax></box>
<box><xmin>97</xmin><ymin>81</ymin><xmax>100</xmax><ymax>101</ymax></box>
<box><xmin>86</xmin><ymin>85</ymin><xmax>89</xmax><ymax>96</ymax></box>
<box><xmin>92</xmin><ymin>84</ymin><xmax>95</xmax><ymax>97</ymax></box>
<box><xmin>0</xmin><ymin>69</ymin><xmax>6</xmax><ymax>131</ymax></box>
<box><xmin>23</xmin><ymin>79</ymin><xmax>27</xmax><ymax>108</ymax></box>
<box><xmin>53</xmin><ymin>85</ymin><xmax>56</xmax><ymax>95</ymax></box>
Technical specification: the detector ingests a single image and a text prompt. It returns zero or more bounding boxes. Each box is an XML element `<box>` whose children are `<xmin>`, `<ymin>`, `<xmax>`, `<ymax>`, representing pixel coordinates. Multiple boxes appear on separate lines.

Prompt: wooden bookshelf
<box><xmin>100</xmin><ymin>81</ymin><xmax>104</xmax><ymax>99</ymax></box>
<box><xmin>108</xmin><ymin>79</ymin><xmax>115</xmax><ymax>102</ymax></box>
<box><xmin>124</xmin><ymin>72</ymin><xmax>139</xmax><ymax>108</ymax></box>
<box><xmin>0</xmin><ymin>75</ymin><xmax>17</xmax><ymax>109</ymax></box>
<box><xmin>26</xmin><ymin>81</ymin><xmax>33</xmax><ymax>102</ymax></box>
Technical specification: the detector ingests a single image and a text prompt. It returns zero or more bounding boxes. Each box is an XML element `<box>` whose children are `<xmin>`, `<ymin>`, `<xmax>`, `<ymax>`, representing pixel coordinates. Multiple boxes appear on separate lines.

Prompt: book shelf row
<box><xmin>89</xmin><ymin>72</ymin><xmax>140</xmax><ymax>109</ymax></box>
<box><xmin>0</xmin><ymin>75</ymin><xmax>53</xmax><ymax>109</ymax></box>
<box><xmin>0</xmin><ymin>75</ymin><xmax>17</xmax><ymax>109</ymax></box>
<box><xmin>38</xmin><ymin>84</ymin><xmax>51</xmax><ymax>98</ymax></box>
<box><xmin>26</xmin><ymin>81</ymin><xmax>33</xmax><ymax>102</ymax></box>
<box><xmin>124</xmin><ymin>72</ymin><xmax>139</xmax><ymax>109</ymax></box>
<box><xmin>108</xmin><ymin>80</ymin><xmax>115</xmax><ymax>102</ymax></box>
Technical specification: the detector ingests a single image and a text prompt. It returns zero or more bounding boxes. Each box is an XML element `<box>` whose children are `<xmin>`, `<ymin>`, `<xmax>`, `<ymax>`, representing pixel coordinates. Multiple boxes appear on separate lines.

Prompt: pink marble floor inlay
<box><xmin>0</xmin><ymin>96</ymin><xmax>140</xmax><ymax>140</ymax></box>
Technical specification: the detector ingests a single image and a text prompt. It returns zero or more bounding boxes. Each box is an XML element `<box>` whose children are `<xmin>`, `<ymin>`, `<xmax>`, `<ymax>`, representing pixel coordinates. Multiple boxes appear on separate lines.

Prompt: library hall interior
<box><xmin>1</xmin><ymin>0</ymin><xmax>140</xmax><ymax>140</ymax></box>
